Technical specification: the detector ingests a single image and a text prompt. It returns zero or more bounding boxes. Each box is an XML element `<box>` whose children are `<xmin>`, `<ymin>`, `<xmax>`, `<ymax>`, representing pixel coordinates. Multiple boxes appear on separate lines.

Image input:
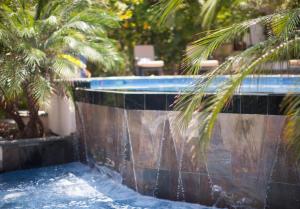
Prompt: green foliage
<box><xmin>109</xmin><ymin>0</ymin><xmax>202</xmax><ymax>72</ymax></box>
<box><xmin>0</xmin><ymin>0</ymin><xmax>122</xmax><ymax>101</ymax></box>
<box><xmin>175</xmin><ymin>6</ymin><xmax>300</xmax><ymax>153</ymax></box>
<box><xmin>0</xmin><ymin>0</ymin><xmax>123</xmax><ymax>137</ymax></box>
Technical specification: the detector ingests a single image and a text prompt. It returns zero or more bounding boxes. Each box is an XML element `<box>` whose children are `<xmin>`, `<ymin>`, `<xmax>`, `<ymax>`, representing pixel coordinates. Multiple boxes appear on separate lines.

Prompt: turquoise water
<box><xmin>0</xmin><ymin>163</ymin><xmax>212</xmax><ymax>209</ymax></box>
<box><xmin>83</xmin><ymin>75</ymin><xmax>300</xmax><ymax>94</ymax></box>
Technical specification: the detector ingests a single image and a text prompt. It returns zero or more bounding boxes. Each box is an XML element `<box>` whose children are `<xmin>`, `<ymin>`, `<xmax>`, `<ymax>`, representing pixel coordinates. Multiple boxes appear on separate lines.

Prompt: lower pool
<box><xmin>0</xmin><ymin>163</ymin><xmax>211</xmax><ymax>209</ymax></box>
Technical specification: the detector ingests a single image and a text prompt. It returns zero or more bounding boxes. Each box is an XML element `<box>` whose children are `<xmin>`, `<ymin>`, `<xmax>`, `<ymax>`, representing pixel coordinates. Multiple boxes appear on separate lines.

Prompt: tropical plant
<box><xmin>158</xmin><ymin>0</ymin><xmax>293</xmax><ymax>29</ymax></box>
<box><xmin>0</xmin><ymin>0</ymin><xmax>123</xmax><ymax>138</ymax></box>
<box><xmin>109</xmin><ymin>0</ymin><xmax>202</xmax><ymax>72</ymax></box>
<box><xmin>159</xmin><ymin>0</ymin><xmax>300</xmax><ymax>154</ymax></box>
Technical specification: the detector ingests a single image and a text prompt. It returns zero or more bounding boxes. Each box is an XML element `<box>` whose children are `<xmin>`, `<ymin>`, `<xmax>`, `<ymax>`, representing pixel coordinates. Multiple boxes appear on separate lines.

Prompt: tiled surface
<box><xmin>0</xmin><ymin>136</ymin><xmax>77</xmax><ymax>172</ymax></box>
<box><xmin>266</xmin><ymin>182</ymin><xmax>300</xmax><ymax>209</ymax></box>
<box><xmin>75</xmin><ymin>89</ymin><xmax>285</xmax><ymax>115</ymax></box>
<box><xmin>76</xmin><ymin>102</ymin><xmax>299</xmax><ymax>209</ymax></box>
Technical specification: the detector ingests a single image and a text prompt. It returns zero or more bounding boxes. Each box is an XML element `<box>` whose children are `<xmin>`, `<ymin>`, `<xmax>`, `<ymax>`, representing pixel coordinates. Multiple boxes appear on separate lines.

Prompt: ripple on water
<box><xmin>0</xmin><ymin>162</ymin><xmax>214</xmax><ymax>209</ymax></box>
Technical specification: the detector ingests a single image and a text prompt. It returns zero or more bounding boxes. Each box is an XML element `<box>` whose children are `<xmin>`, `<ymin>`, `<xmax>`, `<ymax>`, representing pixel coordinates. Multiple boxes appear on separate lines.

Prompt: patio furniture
<box><xmin>134</xmin><ymin>45</ymin><xmax>164</xmax><ymax>76</ymax></box>
<box><xmin>289</xmin><ymin>59</ymin><xmax>300</xmax><ymax>71</ymax></box>
<box><xmin>259</xmin><ymin>60</ymin><xmax>300</xmax><ymax>73</ymax></box>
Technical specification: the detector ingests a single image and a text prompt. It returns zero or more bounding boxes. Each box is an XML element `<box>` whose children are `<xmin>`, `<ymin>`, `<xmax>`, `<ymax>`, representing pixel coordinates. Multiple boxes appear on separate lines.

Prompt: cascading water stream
<box><xmin>263</xmin><ymin>136</ymin><xmax>281</xmax><ymax>209</ymax></box>
<box><xmin>76</xmin><ymin>102</ymin><xmax>90</xmax><ymax>164</ymax></box>
<box><xmin>124</xmin><ymin>109</ymin><xmax>138</xmax><ymax>192</ymax></box>
<box><xmin>176</xmin><ymin>133</ymin><xmax>186</xmax><ymax>201</ymax></box>
<box><xmin>153</xmin><ymin>113</ymin><xmax>167</xmax><ymax>197</ymax></box>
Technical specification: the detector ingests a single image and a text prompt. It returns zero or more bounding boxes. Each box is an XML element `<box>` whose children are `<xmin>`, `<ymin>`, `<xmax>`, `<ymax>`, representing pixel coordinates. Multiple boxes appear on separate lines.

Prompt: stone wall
<box><xmin>0</xmin><ymin>135</ymin><xmax>78</xmax><ymax>173</ymax></box>
<box><xmin>76</xmin><ymin>102</ymin><xmax>300</xmax><ymax>209</ymax></box>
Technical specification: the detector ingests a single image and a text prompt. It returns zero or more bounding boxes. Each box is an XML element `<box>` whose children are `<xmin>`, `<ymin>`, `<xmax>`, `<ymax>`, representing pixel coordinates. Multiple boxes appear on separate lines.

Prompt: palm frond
<box><xmin>0</xmin><ymin>60</ymin><xmax>27</xmax><ymax>99</ymax></box>
<box><xmin>270</xmin><ymin>9</ymin><xmax>300</xmax><ymax>39</ymax></box>
<box><xmin>282</xmin><ymin>95</ymin><xmax>300</xmax><ymax>160</ymax></box>
<box><xmin>155</xmin><ymin>0</ymin><xmax>184</xmax><ymax>24</ymax></box>
<box><xmin>52</xmin><ymin>56</ymin><xmax>80</xmax><ymax>79</ymax></box>
<box><xmin>23</xmin><ymin>48</ymin><xmax>46</xmax><ymax>68</ymax></box>
<box><xmin>177</xmin><ymin>36</ymin><xmax>300</xmax><ymax>152</ymax></box>
<box><xmin>184</xmin><ymin>9</ymin><xmax>300</xmax><ymax>74</ymax></box>
<box><xmin>29</xmin><ymin>75</ymin><xmax>53</xmax><ymax>105</ymax></box>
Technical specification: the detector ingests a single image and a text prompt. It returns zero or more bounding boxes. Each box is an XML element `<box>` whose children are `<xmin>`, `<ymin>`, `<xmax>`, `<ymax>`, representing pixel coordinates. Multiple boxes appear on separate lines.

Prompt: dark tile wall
<box><xmin>75</xmin><ymin>90</ymin><xmax>300</xmax><ymax>209</ymax></box>
<box><xmin>74</xmin><ymin>89</ymin><xmax>285</xmax><ymax>115</ymax></box>
<box><xmin>0</xmin><ymin>135</ymin><xmax>78</xmax><ymax>173</ymax></box>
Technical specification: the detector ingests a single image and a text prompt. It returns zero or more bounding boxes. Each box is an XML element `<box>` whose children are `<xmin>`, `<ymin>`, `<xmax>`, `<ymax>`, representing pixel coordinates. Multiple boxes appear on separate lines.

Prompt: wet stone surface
<box><xmin>75</xmin><ymin>100</ymin><xmax>300</xmax><ymax>209</ymax></box>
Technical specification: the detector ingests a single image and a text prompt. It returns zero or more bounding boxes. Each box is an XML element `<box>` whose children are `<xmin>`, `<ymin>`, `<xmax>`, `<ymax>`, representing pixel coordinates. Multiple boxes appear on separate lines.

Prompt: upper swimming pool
<box><xmin>73</xmin><ymin>75</ymin><xmax>300</xmax><ymax>94</ymax></box>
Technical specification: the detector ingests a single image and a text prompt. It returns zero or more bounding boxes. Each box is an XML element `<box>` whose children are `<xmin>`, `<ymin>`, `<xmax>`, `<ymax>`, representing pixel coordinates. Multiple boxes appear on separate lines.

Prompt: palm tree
<box><xmin>158</xmin><ymin>0</ymin><xmax>297</xmax><ymax>29</ymax></box>
<box><xmin>157</xmin><ymin>0</ymin><xmax>237</xmax><ymax>29</ymax></box>
<box><xmin>0</xmin><ymin>0</ymin><xmax>123</xmax><ymax>138</ymax></box>
<box><xmin>159</xmin><ymin>0</ymin><xmax>300</xmax><ymax>154</ymax></box>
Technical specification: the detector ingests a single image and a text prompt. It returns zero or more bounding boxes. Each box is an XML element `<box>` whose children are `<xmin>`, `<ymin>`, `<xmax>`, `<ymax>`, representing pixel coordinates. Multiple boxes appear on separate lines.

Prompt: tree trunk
<box><xmin>6</xmin><ymin>104</ymin><xmax>25</xmax><ymax>132</ymax></box>
<box><xmin>0</xmin><ymin>99</ymin><xmax>25</xmax><ymax>133</ymax></box>
<box><xmin>22</xmin><ymin>86</ymin><xmax>44</xmax><ymax>138</ymax></box>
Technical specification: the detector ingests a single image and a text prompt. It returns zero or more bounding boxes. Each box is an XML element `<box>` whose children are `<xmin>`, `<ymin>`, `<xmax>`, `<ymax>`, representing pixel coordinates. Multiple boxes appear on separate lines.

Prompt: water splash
<box><xmin>0</xmin><ymin>162</ymin><xmax>214</xmax><ymax>209</ymax></box>
<box><xmin>94</xmin><ymin>164</ymin><xmax>122</xmax><ymax>184</ymax></box>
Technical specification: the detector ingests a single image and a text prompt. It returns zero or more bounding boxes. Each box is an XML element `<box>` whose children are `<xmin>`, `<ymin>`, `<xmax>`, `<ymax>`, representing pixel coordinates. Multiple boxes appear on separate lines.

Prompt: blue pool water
<box><xmin>76</xmin><ymin>75</ymin><xmax>300</xmax><ymax>94</ymax></box>
<box><xmin>0</xmin><ymin>163</ymin><xmax>211</xmax><ymax>209</ymax></box>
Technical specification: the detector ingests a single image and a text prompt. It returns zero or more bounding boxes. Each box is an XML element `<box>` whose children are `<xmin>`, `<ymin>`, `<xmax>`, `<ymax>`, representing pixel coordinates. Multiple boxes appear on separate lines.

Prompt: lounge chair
<box><xmin>134</xmin><ymin>45</ymin><xmax>164</xmax><ymax>76</ymax></box>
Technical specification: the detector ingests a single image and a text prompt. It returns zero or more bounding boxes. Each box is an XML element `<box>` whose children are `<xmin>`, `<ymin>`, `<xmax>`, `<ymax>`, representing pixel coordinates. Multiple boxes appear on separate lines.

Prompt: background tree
<box><xmin>0</xmin><ymin>0</ymin><xmax>123</xmax><ymax>138</ymax></box>
<box><xmin>108</xmin><ymin>0</ymin><xmax>202</xmax><ymax>72</ymax></box>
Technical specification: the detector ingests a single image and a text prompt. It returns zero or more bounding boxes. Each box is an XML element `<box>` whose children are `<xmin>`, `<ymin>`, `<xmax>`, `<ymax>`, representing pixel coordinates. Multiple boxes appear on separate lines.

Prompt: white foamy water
<box><xmin>0</xmin><ymin>162</ymin><xmax>215</xmax><ymax>209</ymax></box>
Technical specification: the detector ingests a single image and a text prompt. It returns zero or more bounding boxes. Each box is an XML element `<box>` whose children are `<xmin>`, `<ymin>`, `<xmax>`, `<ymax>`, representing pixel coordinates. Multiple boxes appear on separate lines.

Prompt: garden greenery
<box><xmin>0</xmin><ymin>0</ymin><xmax>123</xmax><ymax>138</ymax></box>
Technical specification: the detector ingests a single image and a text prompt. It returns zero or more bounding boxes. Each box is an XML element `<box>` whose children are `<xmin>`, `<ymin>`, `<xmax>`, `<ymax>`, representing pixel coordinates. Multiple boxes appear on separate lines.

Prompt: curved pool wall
<box><xmin>73</xmin><ymin>75</ymin><xmax>300</xmax><ymax>209</ymax></box>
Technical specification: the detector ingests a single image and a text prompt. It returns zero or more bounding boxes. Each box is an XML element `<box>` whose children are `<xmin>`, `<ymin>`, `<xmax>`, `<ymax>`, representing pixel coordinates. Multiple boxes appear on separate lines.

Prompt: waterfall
<box><xmin>124</xmin><ymin>109</ymin><xmax>138</xmax><ymax>192</ymax></box>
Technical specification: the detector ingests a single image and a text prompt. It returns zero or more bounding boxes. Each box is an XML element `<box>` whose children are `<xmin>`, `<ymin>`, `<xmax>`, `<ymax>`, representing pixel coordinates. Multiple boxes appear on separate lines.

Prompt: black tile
<box><xmin>141</xmin><ymin>168</ymin><xmax>157</xmax><ymax>195</ymax></box>
<box><xmin>241</xmin><ymin>95</ymin><xmax>268</xmax><ymax>114</ymax></box>
<box><xmin>93</xmin><ymin>91</ymin><xmax>101</xmax><ymax>105</ymax></box>
<box><xmin>266</xmin><ymin>182</ymin><xmax>300</xmax><ymax>209</ymax></box>
<box><xmin>166</xmin><ymin>94</ymin><xmax>178</xmax><ymax>110</ymax></box>
<box><xmin>222</xmin><ymin>95</ymin><xmax>241</xmax><ymax>113</ymax></box>
<box><xmin>156</xmin><ymin>169</ymin><xmax>171</xmax><ymax>199</ymax></box>
<box><xmin>85</xmin><ymin>91</ymin><xmax>94</xmax><ymax>104</ymax></box>
<box><xmin>125</xmin><ymin>94</ymin><xmax>145</xmax><ymax>110</ymax></box>
<box><xmin>145</xmin><ymin>94</ymin><xmax>167</xmax><ymax>110</ymax></box>
<box><xmin>115</xmin><ymin>93</ymin><xmax>125</xmax><ymax>108</ymax></box>
<box><xmin>19</xmin><ymin>146</ymin><xmax>43</xmax><ymax>169</ymax></box>
<box><xmin>41</xmin><ymin>141</ymin><xmax>66</xmax><ymax>165</ymax></box>
<box><xmin>74</xmin><ymin>89</ymin><xmax>95</xmax><ymax>103</ymax></box>
<box><xmin>74</xmin><ymin>90</ymin><xmax>81</xmax><ymax>102</ymax></box>
<box><xmin>102</xmin><ymin>92</ymin><xmax>117</xmax><ymax>106</ymax></box>
<box><xmin>182</xmin><ymin>172</ymin><xmax>201</xmax><ymax>203</ymax></box>
<box><xmin>73</xmin><ymin>81</ymin><xmax>90</xmax><ymax>88</ymax></box>
<box><xmin>268</xmin><ymin>95</ymin><xmax>284</xmax><ymax>115</ymax></box>
<box><xmin>79</xmin><ymin>90</ymin><xmax>87</xmax><ymax>103</ymax></box>
<box><xmin>92</xmin><ymin>91</ymin><xmax>99</xmax><ymax>104</ymax></box>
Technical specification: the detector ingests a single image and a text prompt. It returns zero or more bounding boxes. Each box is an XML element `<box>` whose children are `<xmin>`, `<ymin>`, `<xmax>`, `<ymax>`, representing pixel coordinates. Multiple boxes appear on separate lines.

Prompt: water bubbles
<box><xmin>0</xmin><ymin>162</ymin><xmax>211</xmax><ymax>209</ymax></box>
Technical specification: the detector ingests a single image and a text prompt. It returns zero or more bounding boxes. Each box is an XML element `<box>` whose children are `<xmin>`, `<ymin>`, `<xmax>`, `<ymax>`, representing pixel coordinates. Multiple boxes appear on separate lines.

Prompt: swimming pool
<box><xmin>74</xmin><ymin>75</ymin><xmax>300</xmax><ymax>94</ymax></box>
<box><xmin>0</xmin><ymin>162</ymin><xmax>211</xmax><ymax>209</ymax></box>
<box><xmin>73</xmin><ymin>75</ymin><xmax>300</xmax><ymax>209</ymax></box>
